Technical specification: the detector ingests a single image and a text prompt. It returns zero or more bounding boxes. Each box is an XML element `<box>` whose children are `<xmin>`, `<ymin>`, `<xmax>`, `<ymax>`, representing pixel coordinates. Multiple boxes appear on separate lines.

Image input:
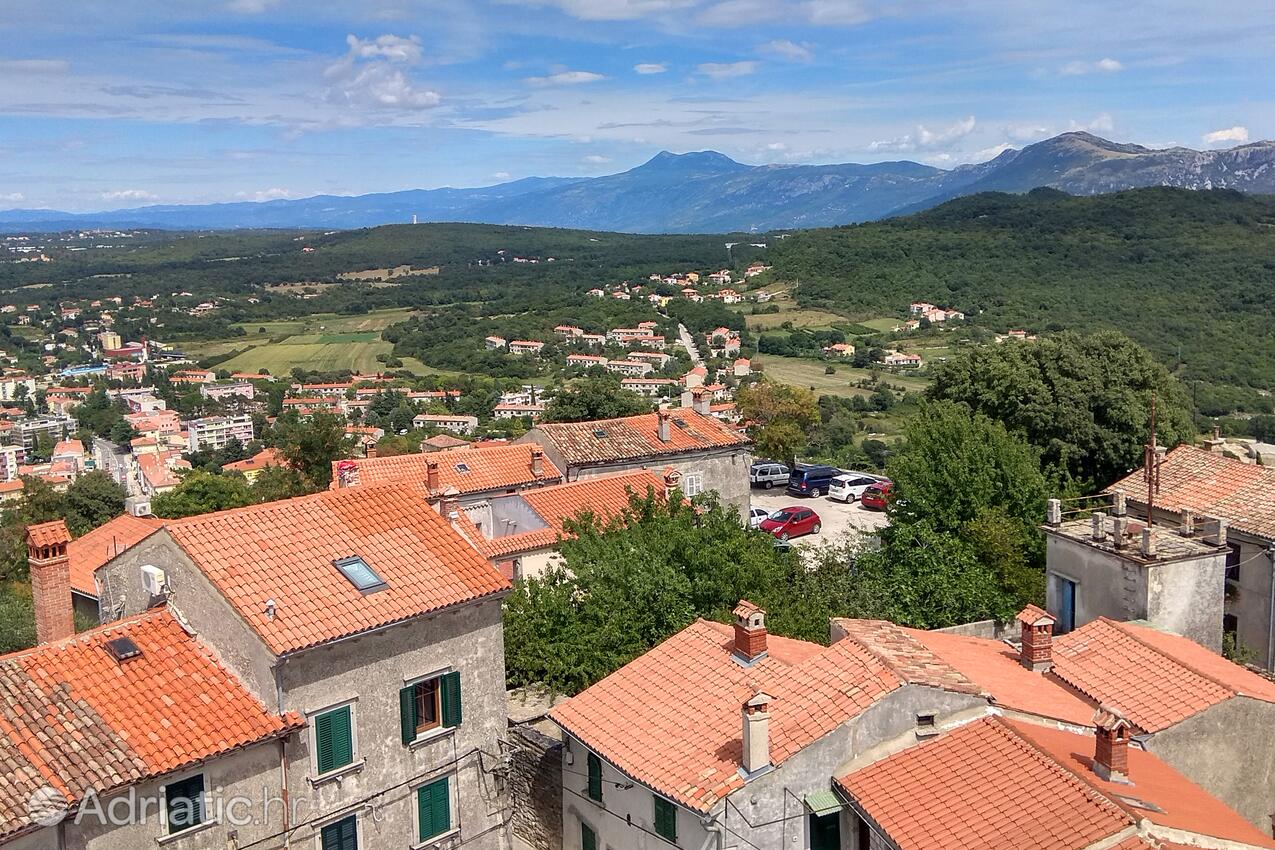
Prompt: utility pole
<box><xmin>1143</xmin><ymin>394</ymin><xmax>1160</xmax><ymax>527</ymax></box>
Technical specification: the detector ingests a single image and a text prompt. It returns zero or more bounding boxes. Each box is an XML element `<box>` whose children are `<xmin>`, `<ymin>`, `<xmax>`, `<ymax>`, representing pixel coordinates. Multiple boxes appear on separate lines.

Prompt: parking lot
<box><xmin>750</xmin><ymin>487</ymin><xmax>889</xmax><ymax>548</ymax></box>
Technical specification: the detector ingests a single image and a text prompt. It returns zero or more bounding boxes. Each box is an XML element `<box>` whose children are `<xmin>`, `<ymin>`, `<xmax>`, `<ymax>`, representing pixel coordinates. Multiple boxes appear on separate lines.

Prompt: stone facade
<box><xmin>508</xmin><ymin>725</ymin><xmax>564</xmax><ymax>850</ymax></box>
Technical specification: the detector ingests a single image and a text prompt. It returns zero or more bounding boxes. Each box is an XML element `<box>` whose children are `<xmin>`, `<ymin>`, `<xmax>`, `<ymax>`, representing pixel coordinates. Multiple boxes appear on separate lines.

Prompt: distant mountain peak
<box><xmin>640</xmin><ymin>150</ymin><xmax>747</xmax><ymax>171</ymax></box>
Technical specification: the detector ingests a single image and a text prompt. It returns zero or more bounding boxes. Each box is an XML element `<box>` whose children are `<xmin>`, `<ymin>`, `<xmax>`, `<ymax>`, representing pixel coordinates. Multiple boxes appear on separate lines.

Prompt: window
<box><xmin>164</xmin><ymin>774</ymin><xmax>205</xmax><ymax>834</ymax></box>
<box><xmin>416</xmin><ymin>777</ymin><xmax>451</xmax><ymax>842</ymax></box>
<box><xmin>1225</xmin><ymin>543</ymin><xmax>1242</xmax><ymax>583</ymax></box>
<box><xmin>333</xmin><ymin>555</ymin><xmax>386</xmax><ymax>593</ymax></box>
<box><xmin>681</xmin><ymin>472</ymin><xmax>704</xmax><ymax>498</ymax></box>
<box><xmin>320</xmin><ymin>815</ymin><xmax>358</xmax><ymax>850</ymax></box>
<box><xmin>809</xmin><ymin>812</ymin><xmax>840</xmax><ymax>850</ymax></box>
<box><xmin>586</xmin><ymin>752</ymin><xmax>603</xmax><ymax>802</ymax></box>
<box><xmin>399</xmin><ymin>672</ymin><xmax>462</xmax><ymax>744</ymax></box>
<box><xmin>653</xmin><ymin>796</ymin><xmax>677</xmax><ymax>843</ymax></box>
<box><xmin>314</xmin><ymin>704</ymin><xmax>355</xmax><ymax>775</ymax></box>
<box><xmin>581</xmin><ymin>821</ymin><xmax>597</xmax><ymax>850</ymax></box>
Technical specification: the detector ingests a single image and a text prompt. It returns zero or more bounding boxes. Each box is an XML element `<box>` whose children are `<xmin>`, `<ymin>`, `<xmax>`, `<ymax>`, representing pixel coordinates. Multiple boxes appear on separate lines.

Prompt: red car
<box><xmin>759</xmin><ymin>506</ymin><xmax>822</xmax><ymax>540</ymax></box>
<box><xmin>860</xmin><ymin>482</ymin><xmax>893</xmax><ymax>511</ymax></box>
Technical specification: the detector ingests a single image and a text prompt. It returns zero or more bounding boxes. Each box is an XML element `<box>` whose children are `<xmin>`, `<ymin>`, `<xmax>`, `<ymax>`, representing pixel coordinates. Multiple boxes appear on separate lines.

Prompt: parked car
<box><xmin>786</xmin><ymin>464</ymin><xmax>839</xmax><ymax>497</ymax></box>
<box><xmin>828</xmin><ymin>473</ymin><xmax>888</xmax><ymax>503</ymax></box>
<box><xmin>759</xmin><ymin>506</ymin><xmax>822</xmax><ymax>540</ymax></box>
<box><xmin>747</xmin><ymin>506</ymin><xmax>770</xmax><ymax>529</ymax></box>
<box><xmin>749</xmin><ymin>461</ymin><xmax>790</xmax><ymax>489</ymax></box>
<box><xmin>860</xmin><ymin>481</ymin><xmax>893</xmax><ymax>511</ymax></box>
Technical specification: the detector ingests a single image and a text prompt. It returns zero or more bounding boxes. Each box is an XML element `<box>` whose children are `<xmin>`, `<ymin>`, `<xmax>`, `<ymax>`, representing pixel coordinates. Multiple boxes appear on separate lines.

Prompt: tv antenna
<box><xmin>1143</xmin><ymin>394</ymin><xmax>1161</xmax><ymax>526</ymax></box>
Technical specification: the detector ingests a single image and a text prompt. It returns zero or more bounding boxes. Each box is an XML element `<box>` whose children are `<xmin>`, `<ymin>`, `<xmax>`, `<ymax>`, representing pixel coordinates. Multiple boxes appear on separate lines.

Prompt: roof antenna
<box><xmin>1143</xmin><ymin>393</ymin><xmax>1160</xmax><ymax>527</ymax></box>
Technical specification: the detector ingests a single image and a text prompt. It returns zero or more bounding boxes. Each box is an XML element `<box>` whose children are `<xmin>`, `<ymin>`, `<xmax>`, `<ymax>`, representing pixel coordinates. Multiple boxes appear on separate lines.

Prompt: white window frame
<box><xmin>312</xmin><ymin>808</ymin><xmax>364</xmax><ymax>850</ymax></box>
<box><xmin>410</xmin><ymin>771</ymin><xmax>460</xmax><ymax>849</ymax></box>
<box><xmin>307</xmin><ymin>696</ymin><xmax>363</xmax><ymax>782</ymax></box>
<box><xmin>681</xmin><ymin>471</ymin><xmax>705</xmax><ymax>498</ymax></box>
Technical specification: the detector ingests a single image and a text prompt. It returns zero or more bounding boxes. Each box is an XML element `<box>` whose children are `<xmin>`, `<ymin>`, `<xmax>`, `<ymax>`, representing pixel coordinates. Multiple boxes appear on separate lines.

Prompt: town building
<box><xmin>620</xmin><ymin>377</ymin><xmax>679</xmax><ymax>398</ymax></box>
<box><xmin>331</xmin><ymin>443</ymin><xmax>563</xmax><ymax>507</ymax></box>
<box><xmin>222</xmin><ymin>447</ymin><xmax>284</xmax><ymax>483</ymax></box>
<box><xmin>822</xmin><ymin>342</ymin><xmax>855</xmax><ymax>358</ymax></box>
<box><xmin>518</xmin><ymin>407</ymin><xmax>751</xmax><ymax>515</ymax></box>
<box><xmin>604</xmin><ymin>359</ymin><xmax>653</xmax><ymax>377</ymax></box>
<box><xmin>493</xmin><ymin>402</ymin><xmax>546</xmax><ymax>421</ymax></box>
<box><xmin>199</xmin><ymin>381</ymin><xmax>255</xmax><ymax>401</ymax></box>
<box><xmin>882</xmin><ymin>350</ymin><xmax>923</xmax><ymax>368</ymax></box>
<box><xmin>413</xmin><ymin>413</ymin><xmax>479</xmax><ymax>434</ymax></box>
<box><xmin>186</xmin><ymin>413</ymin><xmax>254</xmax><ymax>453</ymax></box>
<box><xmin>508</xmin><ymin>340</ymin><xmax>545</xmax><ymax>356</ymax></box>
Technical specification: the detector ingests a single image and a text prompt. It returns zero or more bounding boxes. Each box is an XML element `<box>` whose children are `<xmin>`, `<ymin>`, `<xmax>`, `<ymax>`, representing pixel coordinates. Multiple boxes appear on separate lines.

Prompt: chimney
<box><xmin>1204</xmin><ymin>517</ymin><xmax>1228</xmax><ymax>548</ymax></box>
<box><xmin>426</xmin><ymin>458</ymin><xmax>441</xmax><ymax>494</ymax></box>
<box><xmin>732</xmin><ymin>600</ymin><xmax>768</xmax><ymax>664</ymax></box>
<box><xmin>1111</xmin><ymin>515</ymin><xmax>1128</xmax><ymax>549</ymax></box>
<box><xmin>438</xmin><ymin>487</ymin><xmax>461</xmax><ymax>521</ymax></box>
<box><xmin>1016</xmin><ymin>605</ymin><xmax>1055</xmax><ymax>672</ymax></box>
<box><xmin>1045</xmin><ymin>498</ymin><xmax>1062</xmax><ymax>527</ymax></box>
<box><xmin>657</xmin><ymin>410</ymin><xmax>671</xmax><ymax>443</ymax></box>
<box><xmin>1093</xmin><ymin>705</ymin><xmax>1133</xmax><ymax>783</ymax></box>
<box><xmin>26</xmin><ymin>520</ymin><xmax>73</xmax><ymax>645</ymax></box>
<box><xmin>1140</xmin><ymin>527</ymin><xmax>1156</xmax><ymax>559</ymax></box>
<box><xmin>364</xmin><ymin>442</ymin><xmax>377</xmax><ymax>459</ymax></box>
<box><xmin>1091</xmin><ymin>511</ymin><xmax>1107</xmax><ymax>542</ymax></box>
<box><xmin>679</xmin><ymin>389</ymin><xmax>694</xmax><ymax>410</ymax></box>
<box><xmin>693</xmin><ymin>388</ymin><xmax>711</xmax><ymax>416</ymax></box>
<box><xmin>741</xmin><ymin>690</ymin><xmax>773</xmax><ymax>777</ymax></box>
<box><xmin>1179</xmin><ymin>509</ymin><xmax>1195</xmax><ymax>537</ymax></box>
<box><xmin>530</xmin><ymin>447</ymin><xmax>545</xmax><ymax>477</ymax></box>
<box><xmin>662</xmin><ymin>467</ymin><xmax>682</xmax><ymax>501</ymax></box>
<box><xmin>1111</xmin><ymin>492</ymin><xmax>1127</xmax><ymax>517</ymax></box>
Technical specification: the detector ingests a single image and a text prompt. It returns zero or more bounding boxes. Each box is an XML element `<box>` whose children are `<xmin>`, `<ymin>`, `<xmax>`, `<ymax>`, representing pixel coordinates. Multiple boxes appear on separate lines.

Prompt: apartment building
<box><xmin>185</xmin><ymin>413</ymin><xmax>254</xmax><ymax>453</ymax></box>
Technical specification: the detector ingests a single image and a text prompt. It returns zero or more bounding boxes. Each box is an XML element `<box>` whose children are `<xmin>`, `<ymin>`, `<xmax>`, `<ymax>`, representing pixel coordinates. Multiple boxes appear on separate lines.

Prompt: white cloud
<box><xmin>634</xmin><ymin>63</ymin><xmax>668</xmax><ymax>74</ymax></box>
<box><xmin>582</xmin><ymin>154</ymin><xmax>613</xmax><ymax>164</ymax></box>
<box><xmin>801</xmin><ymin>0</ymin><xmax>870</xmax><ymax>25</ymax></box>
<box><xmin>758</xmin><ymin>39</ymin><xmax>812</xmax><ymax>62</ymax></box>
<box><xmin>1069</xmin><ymin>113</ymin><xmax>1114</xmax><ymax>134</ymax></box>
<box><xmin>0</xmin><ymin>59</ymin><xmax>70</xmax><ymax>74</ymax></box>
<box><xmin>102</xmin><ymin>189</ymin><xmax>159</xmax><ymax>202</ymax></box>
<box><xmin>698</xmin><ymin>0</ymin><xmax>870</xmax><ymax>27</ymax></box>
<box><xmin>525</xmin><ymin>70</ymin><xmax>606</xmax><ymax>86</ymax></box>
<box><xmin>766</xmin><ymin>142</ymin><xmax>787</xmax><ymax>151</ymax></box>
<box><xmin>971</xmin><ymin>143</ymin><xmax>1015</xmax><ymax>161</ymax></box>
<box><xmin>1203</xmin><ymin>125</ymin><xmax>1249</xmax><ymax>145</ymax></box>
<box><xmin>226</xmin><ymin>0</ymin><xmax>278</xmax><ymax>12</ymax></box>
<box><xmin>697</xmin><ymin>61</ymin><xmax>758</xmax><ymax>79</ymax></box>
<box><xmin>324</xmin><ymin>34</ymin><xmax>441</xmax><ymax>111</ymax></box>
<box><xmin>235</xmin><ymin>187</ymin><xmax>295</xmax><ymax>201</ymax></box>
<box><xmin>498</xmin><ymin>0</ymin><xmax>696</xmax><ymax>20</ymax></box>
<box><xmin>0</xmin><ymin>193</ymin><xmax>25</xmax><ymax>204</ymax></box>
<box><xmin>870</xmin><ymin>116</ymin><xmax>977</xmax><ymax>153</ymax></box>
<box><xmin>1006</xmin><ymin>124</ymin><xmax>1050</xmax><ymax>142</ymax></box>
<box><xmin>1060</xmin><ymin>57</ymin><xmax>1123</xmax><ymax>76</ymax></box>
<box><xmin>491</xmin><ymin>171</ymin><xmax>512</xmax><ymax>180</ymax></box>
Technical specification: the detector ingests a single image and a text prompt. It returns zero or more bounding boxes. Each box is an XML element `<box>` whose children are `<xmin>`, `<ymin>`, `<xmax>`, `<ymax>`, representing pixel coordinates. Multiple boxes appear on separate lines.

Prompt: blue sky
<box><xmin>0</xmin><ymin>0</ymin><xmax>1270</xmax><ymax>210</ymax></box>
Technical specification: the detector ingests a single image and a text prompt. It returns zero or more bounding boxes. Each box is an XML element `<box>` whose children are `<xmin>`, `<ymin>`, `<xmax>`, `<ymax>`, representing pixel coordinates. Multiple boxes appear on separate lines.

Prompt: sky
<box><xmin>0</xmin><ymin>0</ymin><xmax>1271</xmax><ymax>210</ymax></box>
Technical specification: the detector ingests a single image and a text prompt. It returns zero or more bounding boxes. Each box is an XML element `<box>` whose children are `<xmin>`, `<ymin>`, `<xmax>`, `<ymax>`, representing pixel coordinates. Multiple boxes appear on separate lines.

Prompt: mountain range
<box><xmin>3</xmin><ymin>132</ymin><xmax>1273</xmax><ymax>234</ymax></box>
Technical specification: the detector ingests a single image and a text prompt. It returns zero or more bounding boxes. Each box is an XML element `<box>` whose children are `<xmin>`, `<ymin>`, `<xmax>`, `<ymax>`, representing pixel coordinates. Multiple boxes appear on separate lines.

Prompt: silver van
<box><xmin>749</xmin><ymin>461</ymin><xmax>789</xmax><ymax>489</ymax></box>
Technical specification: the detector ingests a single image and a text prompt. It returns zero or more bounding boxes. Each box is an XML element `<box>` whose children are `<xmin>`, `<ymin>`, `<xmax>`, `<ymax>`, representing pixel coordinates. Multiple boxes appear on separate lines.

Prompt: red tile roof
<box><xmin>1052</xmin><ymin>617</ymin><xmax>1275</xmax><ymax>732</ymax></box>
<box><xmin>68</xmin><ymin>513</ymin><xmax>164</xmax><ymax>597</ymax></box>
<box><xmin>550</xmin><ymin>619</ymin><xmax>897</xmax><ymax>812</ymax></box>
<box><xmin>832</xmin><ymin>619</ymin><xmax>986</xmax><ymax>696</ymax></box>
<box><xmin>1107</xmin><ymin>444</ymin><xmax>1275</xmax><ymax>540</ymax></box>
<box><xmin>0</xmin><ymin>608</ymin><xmax>301</xmax><ymax>841</ymax></box>
<box><xmin>837</xmin><ymin>718</ymin><xmax>1132</xmax><ymax>850</ymax></box>
<box><xmin>163</xmin><ymin>482</ymin><xmax>511</xmax><ymax>655</ymax></box>
<box><xmin>332</xmin><ymin>443</ymin><xmax>562</xmax><ymax>495</ymax></box>
<box><xmin>530</xmin><ymin>409</ymin><xmax>750</xmax><ymax>467</ymax></box>
<box><xmin>222</xmin><ymin>447</ymin><xmax>283</xmax><ymax>474</ymax></box>
<box><xmin>478</xmin><ymin>470</ymin><xmax>666</xmax><ymax>558</ymax></box>
<box><xmin>26</xmin><ymin>519</ymin><xmax>70</xmax><ymax>549</ymax></box>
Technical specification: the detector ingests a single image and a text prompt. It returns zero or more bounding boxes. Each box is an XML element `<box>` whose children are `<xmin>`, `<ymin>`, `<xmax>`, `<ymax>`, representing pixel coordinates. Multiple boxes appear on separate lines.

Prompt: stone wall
<box><xmin>509</xmin><ymin>724</ymin><xmax>564</xmax><ymax>850</ymax></box>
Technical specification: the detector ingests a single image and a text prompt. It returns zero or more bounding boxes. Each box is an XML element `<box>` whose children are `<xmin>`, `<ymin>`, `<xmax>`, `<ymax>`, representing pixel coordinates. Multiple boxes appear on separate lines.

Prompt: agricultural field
<box><xmin>744</xmin><ymin>308</ymin><xmax>848</xmax><ymax>331</ymax></box>
<box><xmin>754</xmin><ymin>354</ymin><xmax>929</xmax><ymax>398</ymax></box>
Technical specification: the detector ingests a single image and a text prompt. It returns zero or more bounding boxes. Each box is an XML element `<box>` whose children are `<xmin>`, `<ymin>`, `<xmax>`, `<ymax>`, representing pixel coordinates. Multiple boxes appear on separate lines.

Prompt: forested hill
<box><xmin>770</xmin><ymin>188</ymin><xmax>1275</xmax><ymax>412</ymax></box>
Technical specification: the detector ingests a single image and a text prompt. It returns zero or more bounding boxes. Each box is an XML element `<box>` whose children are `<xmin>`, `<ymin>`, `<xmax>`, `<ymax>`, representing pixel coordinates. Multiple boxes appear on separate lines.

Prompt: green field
<box><xmin>755</xmin><ymin>354</ymin><xmax>929</xmax><ymax>398</ymax></box>
<box><xmin>857</xmin><ymin>317</ymin><xmax>902</xmax><ymax>333</ymax></box>
<box><xmin>232</xmin><ymin>308</ymin><xmax>415</xmax><ymax>337</ymax></box>
<box><xmin>744</xmin><ymin>308</ymin><xmax>847</xmax><ymax>331</ymax></box>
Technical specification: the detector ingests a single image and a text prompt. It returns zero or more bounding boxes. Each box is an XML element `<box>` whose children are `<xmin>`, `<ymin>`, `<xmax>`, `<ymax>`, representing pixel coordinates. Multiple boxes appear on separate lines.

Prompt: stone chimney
<box><xmin>1093</xmin><ymin>705</ymin><xmax>1133</xmax><ymax>783</ymax></box>
<box><xmin>426</xmin><ymin>458</ymin><xmax>441</xmax><ymax>494</ymax></box>
<box><xmin>1140</xmin><ymin>527</ymin><xmax>1156</xmax><ymax>559</ymax></box>
<box><xmin>1045</xmin><ymin>498</ymin><xmax>1062</xmax><ymax>527</ymax></box>
<box><xmin>1016</xmin><ymin>605</ymin><xmax>1055</xmax><ymax>672</ymax></box>
<box><xmin>530</xmin><ymin>447</ymin><xmax>545</xmax><ymax>477</ymax></box>
<box><xmin>26</xmin><ymin>520</ymin><xmax>73</xmax><ymax>645</ymax></box>
<box><xmin>657</xmin><ymin>409</ymin><xmax>671</xmax><ymax>443</ymax></box>
<box><xmin>692</xmin><ymin>388</ymin><xmax>711</xmax><ymax>416</ymax></box>
<box><xmin>438</xmin><ymin>487</ymin><xmax>461</xmax><ymax>521</ymax></box>
<box><xmin>679</xmin><ymin>390</ymin><xmax>694</xmax><ymax>409</ymax></box>
<box><xmin>1111</xmin><ymin>515</ymin><xmax>1128</xmax><ymax>549</ymax></box>
<box><xmin>662</xmin><ymin>467</ymin><xmax>682</xmax><ymax>501</ymax></box>
<box><xmin>1091</xmin><ymin>511</ymin><xmax>1108</xmax><ymax>542</ymax></box>
<box><xmin>732</xmin><ymin>600</ymin><xmax>768</xmax><ymax>664</ymax></box>
<box><xmin>1179</xmin><ymin>509</ymin><xmax>1195</xmax><ymax>537</ymax></box>
<box><xmin>1204</xmin><ymin>516</ymin><xmax>1228</xmax><ymax>548</ymax></box>
<box><xmin>741</xmin><ymin>690</ymin><xmax>773</xmax><ymax>777</ymax></box>
<box><xmin>365</xmin><ymin>442</ymin><xmax>377</xmax><ymax>459</ymax></box>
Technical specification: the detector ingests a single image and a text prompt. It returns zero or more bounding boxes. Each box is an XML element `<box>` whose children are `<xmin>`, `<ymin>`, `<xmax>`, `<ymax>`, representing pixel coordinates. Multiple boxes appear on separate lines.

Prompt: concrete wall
<box><xmin>1226</xmin><ymin>536</ymin><xmax>1275</xmax><ymax>667</ymax></box>
<box><xmin>1149</xmin><ymin>696</ymin><xmax>1275</xmax><ymax>831</ymax></box>
<box><xmin>1145</xmin><ymin>551</ymin><xmax>1226</xmax><ymax>653</ymax></box>
<box><xmin>561</xmin><ymin>685</ymin><xmax>985</xmax><ymax>850</ymax></box>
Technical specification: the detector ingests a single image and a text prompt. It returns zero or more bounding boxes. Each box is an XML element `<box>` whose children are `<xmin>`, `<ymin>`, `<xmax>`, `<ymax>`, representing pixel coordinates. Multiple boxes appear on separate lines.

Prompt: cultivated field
<box><xmin>755</xmin><ymin>354</ymin><xmax>929</xmax><ymax>398</ymax></box>
<box><xmin>744</xmin><ymin>308</ymin><xmax>848</xmax><ymax>331</ymax></box>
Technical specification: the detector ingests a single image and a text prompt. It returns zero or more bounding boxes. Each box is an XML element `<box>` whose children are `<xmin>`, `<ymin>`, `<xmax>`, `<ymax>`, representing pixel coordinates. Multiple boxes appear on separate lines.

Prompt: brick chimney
<box><xmin>657</xmin><ymin>410</ymin><xmax>671</xmax><ymax>443</ymax></box>
<box><xmin>741</xmin><ymin>689</ymin><xmax>773</xmax><ymax>777</ymax></box>
<box><xmin>27</xmin><ymin>520</ymin><xmax>73</xmax><ymax>645</ymax></box>
<box><xmin>1016</xmin><ymin>605</ymin><xmax>1055</xmax><ymax>672</ymax></box>
<box><xmin>732</xmin><ymin>600</ymin><xmax>768</xmax><ymax>664</ymax></box>
<box><xmin>364</xmin><ymin>442</ymin><xmax>377</xmax><ymax>459</ymax></box>
<box><xmin>1093</xmin><ymin>705</ymin><xmax>1133</xmax><ymax>783</ymax></box>
<box><xmin>426</xmin><ymin>458</ymin><xmax>441</xmax><ymax>494</ymax></box>
<box><xmin>662</xmin><ymin>467</ymin><xmax>682</xmax><ymax>502</ymax></box>
<box><xmin>530</xmin><ymin>447</ymin><xmax>545</xmax><ymax>477</ymax></box>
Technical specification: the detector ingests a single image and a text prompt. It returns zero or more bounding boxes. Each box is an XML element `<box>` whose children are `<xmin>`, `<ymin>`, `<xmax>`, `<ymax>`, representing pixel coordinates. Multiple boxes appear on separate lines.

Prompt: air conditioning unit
<box><xmin>125</xmin><ymin>495</ymin><xmax>152</xmax><ymax>517</ymax></box>
<box><xmin>140</xmin><ymin>565</ymin><xmax>167</xmax><ymax>597</ymax></box>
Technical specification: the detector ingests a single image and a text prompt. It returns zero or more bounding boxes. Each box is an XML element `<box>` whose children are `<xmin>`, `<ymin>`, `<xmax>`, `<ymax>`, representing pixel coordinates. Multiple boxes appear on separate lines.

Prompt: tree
<box><xmin>108</xmin><ymin>420</ymin><xmax>136</xmax><ymax>445</ymax></box>
<box><xmin>251</xmin><ymin>464</ymin><xmax>312</xmax><ymax>504</ymax></box>
<box><xmin>737</xmin><ymin>382</ymin><xmax>819</xmax><ymax>464</ymax></box>
<box><xmin>543</xmin><ymin>378</ymin><xmax>650</xmax><ymax>423</ymax></box>
<box><xmin>272</xmin><ymin>412</ymin><xmax>352</xmax><ymax>489</ymax></box>
<box><xmin>63</xmin><ymin>471</ymin><xmax>127</xmax><ymax>535</ymax></box>
<box><xmin>152</xmin><ymin>470</ymin><xmax>254</xmax><ymax>519</ymax></box>
<box><xmin>1250</xmin><ymin>415</ymin><xmax>1275</xmax><ymax>444</ymax></box>
<box><xmin>927</xmin><ymin>331</ymin><xmax>1192</xmax><ymax>488</ymax></box>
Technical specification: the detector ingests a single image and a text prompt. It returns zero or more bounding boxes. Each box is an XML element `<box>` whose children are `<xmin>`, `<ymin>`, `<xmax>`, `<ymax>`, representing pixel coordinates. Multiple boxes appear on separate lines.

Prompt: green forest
<box><xmin>769</xmin><ymin>188</ymin><xmax>1275</xmax><ymax>413</ymax></box>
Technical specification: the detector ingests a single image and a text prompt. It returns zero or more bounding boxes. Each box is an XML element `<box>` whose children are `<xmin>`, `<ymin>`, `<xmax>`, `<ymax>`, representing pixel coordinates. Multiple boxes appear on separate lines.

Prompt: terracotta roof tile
<box><xmin>550</xmin><ymin>619</ymin><xmax>898</xmax><ymax>812</ymax></box>
<box><xmin>27</xmin><ymin>519</ymin><xmax>70</xmax><ymax>549</ymax></box>
<box><xmin>1107</xmin><ymin>444</ymin><xmax>1275</xmax><ymax>540</ymax></box>
<box><xmin>223</xmin><ymin>447</ymin><xmax>283</xmax><ymax>474</ymax></box>
<box><xmin>164</xmin><ymin>482</ymin><xmax>511</xmax><ymax>655</ymax></box>
<box><xmin>837</xmin><ymin>718</ymin><xmax>1133</xmax><ymax>850</ymax></box>
<box><xmin>532</xmin><ymin>409</ymin><xmax>750</xmax><ymax>467</ymax></box>
<box><xmin>0</xmin><ymin>609</ymin><xmax>301</xmax><ymax>841</ymax></box>
<box><xmin>332</xmin><ymin>443</ymin><xmax>562</xmax><ymax>495</ymax></box>
<box><xmin>68</xmin><ymin>514</ymin><xmax>164</xmax><ymax>597</ymax></box>
<box><xmin>833</xmin><ymin>619</ymin><xmax>986</xmax><ymax>696</ymax></box>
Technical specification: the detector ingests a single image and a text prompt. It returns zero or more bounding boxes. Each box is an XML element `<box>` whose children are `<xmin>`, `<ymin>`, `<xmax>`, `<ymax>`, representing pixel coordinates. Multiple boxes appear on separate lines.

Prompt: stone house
<box><xmin>89</xmin><ymin>482</ymin><xmax>514</xmax><ymax>850</ymax></box>
<box><xmin>517</xmin><ymin>407</ymin><xmax>752</xmax><ymax>517</ymax></box>
<box><xmin>1104</xmin><ymin>444</ymin><xmax>1275</xmax><ymax>668</ymax></box>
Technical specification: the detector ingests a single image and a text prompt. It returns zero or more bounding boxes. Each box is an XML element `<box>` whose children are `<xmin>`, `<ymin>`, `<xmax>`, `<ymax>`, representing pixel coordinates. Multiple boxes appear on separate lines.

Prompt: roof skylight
<box><xmin>333</xmin><ymin>555</ymin><xmax>387</xmax><ymax>593</ymax></box>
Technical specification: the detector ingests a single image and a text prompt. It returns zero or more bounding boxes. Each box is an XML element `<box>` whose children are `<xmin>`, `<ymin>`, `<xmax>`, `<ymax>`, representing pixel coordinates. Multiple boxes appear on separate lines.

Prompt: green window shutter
<box><xmin>165</xmin><ymin>774</ymin><xmax>205</xmax><ymax>833</ymax></box>
<box><xmin>418</xmin><ymin>777</ymin><xmax>451</xmax><ymax>841</ymax></box>
<box><xmin>581</xmin><ymin>822</ymin><xmax>597</xmax><ymax>850</ymax></box>
<box><xmin>654</xmin><ymin>796</ymin><xmax>677</xmax><ymax>842</ymax></box>
<box><xmin>586</xmin><ymin>752</ymin><xmax>602</xmax><ymax>802</ymax></box>
<box><xmin>399</xmin><ymin>685</ymin><xmax>417</xmax><ymax>745</ymax></box>
<box><xmin>315</xmin><ymin>706</ymin><xmax>353</xmax><ymax>774</ymax></box>
<box><xmin>321</xmin><ymin>815</ymin><xmax>357</xmax><ymax>850</ymax></box>
<box><xmin>441</xmin><ymin>670</ymin><xmax>462</xmax><ymax>728</ymax></box>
